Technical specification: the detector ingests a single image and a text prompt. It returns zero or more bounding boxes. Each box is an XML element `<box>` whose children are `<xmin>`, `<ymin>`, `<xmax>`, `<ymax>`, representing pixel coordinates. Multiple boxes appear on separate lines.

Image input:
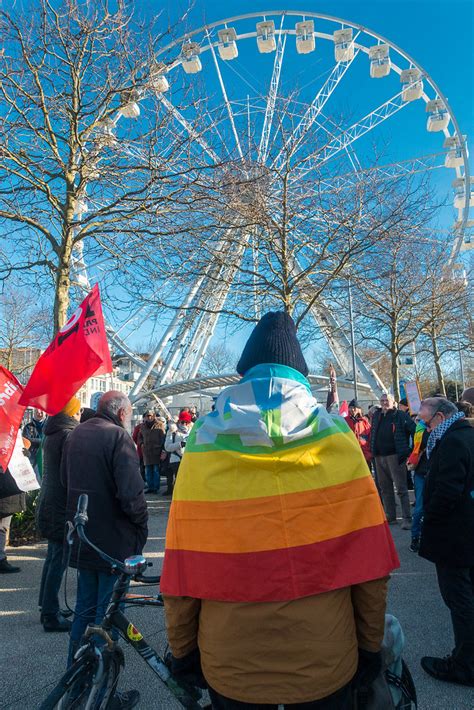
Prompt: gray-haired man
<box><xmin>418</xmin><ymin>397</ymin><xmax>474</xmax><ymax>687</ymax></box>
<box><xmin>63</xmin><ymin>391</ymin><xmax>148</xmax><ymax>708</ymax></box>
<box><xmin>370</xmin><ymin>393</ymin><xmax>416</xmax><ymax>529</ymax></box>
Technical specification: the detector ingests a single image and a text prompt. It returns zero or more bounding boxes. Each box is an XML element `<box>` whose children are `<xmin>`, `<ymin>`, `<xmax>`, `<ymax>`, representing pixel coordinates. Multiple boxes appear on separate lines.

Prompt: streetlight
<box><xmin>347</xmin><ymin>274</ymin><xmax>358</xmax><ymax>400</ymax></box>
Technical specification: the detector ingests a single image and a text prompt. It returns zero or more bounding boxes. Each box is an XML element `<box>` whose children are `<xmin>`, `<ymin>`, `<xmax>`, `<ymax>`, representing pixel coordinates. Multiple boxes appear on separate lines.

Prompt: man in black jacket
<box><xmin>37</xmin><ymin>397</ymin><xmax>80</xmax><ymax>631</ymax></box>
<box><xmin>371</xmin><ymin>394</ymin><xmax>416</xmax><ymax>529</ymax></box>
<box><xmin>418</xmin><ymin>397</ymin><xmax>474</xmax><ymax>686</ymax></box>
<box><xmin>63</xmin><ymin>391</ymin><xmax>148</xmax><ymax>709</ymax></box>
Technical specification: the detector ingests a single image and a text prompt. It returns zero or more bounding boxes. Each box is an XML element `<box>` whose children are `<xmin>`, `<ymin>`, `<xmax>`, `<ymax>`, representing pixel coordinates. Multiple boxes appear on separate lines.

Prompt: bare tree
<box><xmin>0</xmin><ymin>0</ymin><xmax>211</xmax><ymax>332</ymax></box>
<box><xmin>0</xmin><ymin>288</ymin><xmax>49</xmax><ymax>378</ymax></box>
<box><xmin>414</xmin><ymin>266</ymin><xmax>472</xmax><ymax>395</ymax></box>
<box><xmin>348</xmin><ymin>232</ymin><xmax>463</xmax><ymax>400</ymax></box>
<box><xmin>200</xmin><ymin>343</ymin><xmax>236</xmax><ymax>376</ymax></box>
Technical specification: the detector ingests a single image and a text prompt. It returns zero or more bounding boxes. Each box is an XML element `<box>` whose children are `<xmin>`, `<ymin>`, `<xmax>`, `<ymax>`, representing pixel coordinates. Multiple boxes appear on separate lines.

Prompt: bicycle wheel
<box><xmin>39</xmin><ymin>646</ymin><xmax>123</xmax><ymax>710</ymax></box>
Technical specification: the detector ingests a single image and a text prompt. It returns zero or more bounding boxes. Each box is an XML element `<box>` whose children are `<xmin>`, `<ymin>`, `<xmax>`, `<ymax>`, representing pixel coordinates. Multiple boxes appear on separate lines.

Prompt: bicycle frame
<box><xmin>78</xmin><ymin>570</ymin><xmax>203</xmax><ymax>709</ymax></box>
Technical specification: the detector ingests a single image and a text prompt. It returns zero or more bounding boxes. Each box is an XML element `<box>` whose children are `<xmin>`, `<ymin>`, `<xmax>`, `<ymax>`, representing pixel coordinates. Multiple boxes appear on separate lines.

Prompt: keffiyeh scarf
<box><xmin>426</xmin><ymin>410</ymin><xmax>465</xmax><ymax>459</ymax></box>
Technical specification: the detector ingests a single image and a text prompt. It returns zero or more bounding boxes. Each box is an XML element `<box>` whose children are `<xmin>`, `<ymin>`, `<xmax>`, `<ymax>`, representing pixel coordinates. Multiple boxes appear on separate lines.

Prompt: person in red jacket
<box><xmin>347</xmin><ymin>399</ymin><xmax>372</xmax><ymax>464</ymax></box>
<box><xmin>132</xmin><ymin>413</ymin><xmax>146</xmax><ymax>482</ymax></box>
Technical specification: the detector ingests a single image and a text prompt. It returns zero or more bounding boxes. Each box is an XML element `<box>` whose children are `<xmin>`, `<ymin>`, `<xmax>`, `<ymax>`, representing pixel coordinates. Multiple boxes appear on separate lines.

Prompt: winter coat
<box><xmin>164</xmin><ymin>426</ymin><xmax>190</xmax><ymax>464</ymax></box>
<box><xmin>36</xmin><ymin>412</ymin><xmax>78</xmax><ymax>542</ymax></box>
<box><xmin>63</xmin><ymin>412</ymin><xmax>148</xmax><ymax>573</ymax></box>
<box><xmin>132</xmin><ymin>423</ymin><xmax>144</xmax><ymax>460</ymax></box>
<box><xmin>370</xmin><ymin>408</ymin><xmax>415</xmax><ymax>463</ymax></box>
<box><xmin>22</xmin><ymin>418</ymin><xmax>43</xmax><ymax>461</ymax></box>
<box><xmin>164</xmin><ymin>578</ymin><xmax>388</xmax><ymax>703</ymax></box>
<box><xmin>140</xmin><ymin>422</ymin><xmax>165</xmax><ymax>466</ymax></box>
<box><xmin>347</xmin><ymin>414</ymin><xmax>372</xmax><ymax>462</ymax></box>
<box><xmin>419</xmin><ymin>418</ymin><xmax>474</xmax><ymax>568</ymax></box>
<box><xmin>0</xmin><ymin>469</ymin><xmax>26</xmax><ymax>517</ymax></box>
<box><xmin>162</xmin><ymin>363</ymin><xmax>395</xmax><ymax>704</ymax></box>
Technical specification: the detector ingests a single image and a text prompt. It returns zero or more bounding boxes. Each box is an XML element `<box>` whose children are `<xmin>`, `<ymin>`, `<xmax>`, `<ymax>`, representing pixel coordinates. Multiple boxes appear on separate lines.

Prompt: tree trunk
<box><xmin>390</xmin><ymin>316</ymin><xmax>400</xmax><ymax>400</ymax></box>
<box><xmin>391</xmin><ymin>350</ymin><xmax>400</xmax><ymax>401</ymax></box>
<box><xmin>431</xmin><ymin>328</ymin><xmax>446</xmax><ymax>395</ymax></box>
<box><xmin>53</xmin><ymin>241</ymin><xmax>73</xmax><ymax>333</ymax></box>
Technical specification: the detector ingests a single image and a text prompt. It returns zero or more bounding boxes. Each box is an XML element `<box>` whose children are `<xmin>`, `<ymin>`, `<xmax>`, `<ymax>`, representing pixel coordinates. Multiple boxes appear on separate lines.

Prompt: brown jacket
<box><xmin>139</xmin><ymin>422</ymin><xmax>165</xmax><ymax>466</ymax></box>
<box><xmin>163</xmin><ymin>576</ymin><xmax>388</xmax><ymax>704</ymax></box>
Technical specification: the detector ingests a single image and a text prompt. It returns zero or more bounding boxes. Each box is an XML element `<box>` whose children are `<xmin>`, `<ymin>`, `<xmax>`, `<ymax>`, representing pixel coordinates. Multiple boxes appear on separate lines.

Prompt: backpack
<box><xmin>353</xmin><ymin>614</ymin><xmax>417</xmax><ymax>709</ymax></box>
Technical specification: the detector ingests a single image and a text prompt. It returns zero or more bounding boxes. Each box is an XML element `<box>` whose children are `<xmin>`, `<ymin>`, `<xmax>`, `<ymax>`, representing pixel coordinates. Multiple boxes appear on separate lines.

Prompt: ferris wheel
<box><xmin>73</xmin><ymin>10</ymin><xmax>472</xmax><ymax>402</ymax></box>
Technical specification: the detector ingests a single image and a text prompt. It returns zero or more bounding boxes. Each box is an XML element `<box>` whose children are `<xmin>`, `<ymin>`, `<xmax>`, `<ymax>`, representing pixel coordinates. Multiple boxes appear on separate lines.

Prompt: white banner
<box><xmin>8</xmin><ymin>430</ymin><xmax>40</xmax><ymax>492</ymax></box>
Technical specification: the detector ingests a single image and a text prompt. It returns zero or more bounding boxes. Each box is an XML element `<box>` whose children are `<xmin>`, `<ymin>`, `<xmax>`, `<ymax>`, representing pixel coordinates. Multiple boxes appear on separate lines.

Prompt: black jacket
<box><xmin>36</xmin><ymin>412</ymin><xmax>78</xmax><ymax>542</ymax></box>
<box><xmin>63</xmin><ymin>412</ymin><xmax>148</xmax><ymax>572</ymax></box>
<box><xmin>419</xmin><ymin>419</ymin><xmax>474</xmax><ymax>568</ymax></box>
<box><xmin>370</xmin><ymin>408</ymin><xmax>416</xmax><ymax>463</ymax></box>
<box><xmin>22</xmin><ymin>418</ymin><xmax>44</xmax><ymax>461</ymax></box>
<box><xmin>413</xmin><ymin>430</ymin><xmax>430</xmax><ymax>478</ymax></box>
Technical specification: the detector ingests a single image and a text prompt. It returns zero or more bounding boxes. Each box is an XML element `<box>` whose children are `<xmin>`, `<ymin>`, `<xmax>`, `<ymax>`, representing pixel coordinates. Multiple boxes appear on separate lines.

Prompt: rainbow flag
<box><xmin>161</xmin><ymin>364</ymin><xmax>399</xmax><ymax>602</ymax></box>
<box><xmin>407</xmin><ymin>420</ymin><xmax>427</xmax><ymax>469</ymax></box>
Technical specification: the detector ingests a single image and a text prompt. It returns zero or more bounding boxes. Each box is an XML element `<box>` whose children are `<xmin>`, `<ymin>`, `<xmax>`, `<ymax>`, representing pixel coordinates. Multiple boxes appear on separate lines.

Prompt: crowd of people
<box><xmin>0</xmin><ymin>310</ymin><xmax>473</xmax><ymax>709</ymax></box>
<box><xmin>132</xmin><ymin>407</ymin><xmax>196</xmax><ymax>496</ymax></box>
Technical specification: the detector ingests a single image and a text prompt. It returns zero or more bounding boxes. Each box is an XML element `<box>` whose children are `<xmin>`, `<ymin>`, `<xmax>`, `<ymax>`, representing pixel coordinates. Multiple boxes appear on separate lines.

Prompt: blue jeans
<box><xmin>145</xmin><ymin>464</ymin><xmax>160</xmax><ymax>492</ymax></box>
<box><xmin>68</xmin><ymin>568</ymin><xmax>120</xmax><ymax>667</ymax></box>
<box><xmin>39</xmin><ymin>540</ymin><xmax>66</xmax><ymax>616</ymax></box>
<box><xmin>412</xmin><ymin>473</ymin><xmax>425</xmax><ymax>539</ymax></box>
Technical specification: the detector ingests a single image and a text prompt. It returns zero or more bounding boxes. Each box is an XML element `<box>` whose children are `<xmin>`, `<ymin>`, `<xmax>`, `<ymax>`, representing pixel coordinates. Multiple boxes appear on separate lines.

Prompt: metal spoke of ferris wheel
<box><xmin>258</xmin><ymin>17</ymin><xmax>287</xmax><ymax>164</ymax></box>
<box><xmin>271</xmin><ymin>48</ymin><xmax>360</xmax><ymax>171</ymax></box>
<box><xmin>158</xmin><ymin>95</ymin><xmax>221</xmax><ymax>165</ymax></box>
<box><xmin>207</xmin><ymin>30</ymin><xmax>244</xmax><ymax>160</ymax></box>
<box><xmin>316</xmin><ymin>153</ymin><xmax>445</xmax><ymax>193</ymax></box>
<box><xmin>292</xmin><ymin>86</ymin><xmax>413</xmax><ymax>184</ymax></box>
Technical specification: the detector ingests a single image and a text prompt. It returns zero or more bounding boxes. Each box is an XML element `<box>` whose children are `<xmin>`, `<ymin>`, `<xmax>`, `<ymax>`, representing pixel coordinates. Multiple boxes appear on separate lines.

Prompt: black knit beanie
<box><xmin>236</xmin><ymin>311</ymin><xmax>309</xmax><ymax>377</ymax></box>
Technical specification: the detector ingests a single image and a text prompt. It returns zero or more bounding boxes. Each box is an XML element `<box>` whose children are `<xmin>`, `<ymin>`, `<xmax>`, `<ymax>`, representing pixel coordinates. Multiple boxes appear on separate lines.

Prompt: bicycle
<box><xmin>39</xmin><ymin>494</ymin><xmax>210</xmax><ymax>710</ymax></box>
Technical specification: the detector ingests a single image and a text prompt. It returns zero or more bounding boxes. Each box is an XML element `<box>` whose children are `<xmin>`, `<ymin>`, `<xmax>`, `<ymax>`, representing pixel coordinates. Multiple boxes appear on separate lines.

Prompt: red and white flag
<box><xmin>339</xmin><ymin>400</ymin><xmax>349</xmax><ymax>418</ymax></box>
<box><xmin>0</xmin><ymin>366</ymin><xmax>26</xmax><ymax>472</ymax></box>
<box><xmin>19</xmin><ymin>284</ymin><xmax>112</xmax><ymax>415</ymax></box>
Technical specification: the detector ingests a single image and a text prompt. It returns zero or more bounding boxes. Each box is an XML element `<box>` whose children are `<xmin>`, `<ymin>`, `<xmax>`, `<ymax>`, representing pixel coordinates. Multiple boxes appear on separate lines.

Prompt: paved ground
<box><xmin>1</xmin><ymin>496</ymin><xmax>474</xmax><ymax>710</ymax></box>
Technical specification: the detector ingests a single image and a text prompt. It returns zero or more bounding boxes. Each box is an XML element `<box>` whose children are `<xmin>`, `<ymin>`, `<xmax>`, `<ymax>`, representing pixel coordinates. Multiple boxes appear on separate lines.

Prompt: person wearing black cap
<box><xmin>347</xmin><ymin>399</ymin><xmax>372</xmax><ymax>465</ymax></box>
<box><xmin>398</xmin><ymin>398</ymin><xmax>409</xmax><ymax>414</ymax></box>
<box><xmin>163</xmin><ymin>311</ymin><xmax>393</xmax><ymax>710</ymax></box>
<box><xmin>236</xmin><ymin>310</ymin><xmax>309</xmax><ymax>377</ymax></box>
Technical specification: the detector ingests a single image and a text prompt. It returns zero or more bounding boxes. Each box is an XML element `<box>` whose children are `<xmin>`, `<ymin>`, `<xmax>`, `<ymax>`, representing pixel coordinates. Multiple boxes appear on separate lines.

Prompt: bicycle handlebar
<box><xmin>133</xmin><ymin>574</ymin><xmax>162</xmax><ymax>585</ymax></box>
<box><xmin>71</xmin><ymin>494</ymin><xmax>159</xmax><ymax>583</ymax></box>
<box><xmin>75</xmin><ymin>493</ymin><xmax>89</xmax><ymax>528</ymax></box>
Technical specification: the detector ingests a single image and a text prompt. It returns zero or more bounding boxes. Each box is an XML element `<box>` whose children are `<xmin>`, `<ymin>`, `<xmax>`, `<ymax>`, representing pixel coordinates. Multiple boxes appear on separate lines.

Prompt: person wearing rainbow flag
<box><xmin>161</xmin><ymin>312</ymin><xmax>400</xmax><ymax>709</ymax></box>
<box><xmin>406</xmin><ymin>420</ymin><xmax>429</xmax><ymax>553</ymax></box>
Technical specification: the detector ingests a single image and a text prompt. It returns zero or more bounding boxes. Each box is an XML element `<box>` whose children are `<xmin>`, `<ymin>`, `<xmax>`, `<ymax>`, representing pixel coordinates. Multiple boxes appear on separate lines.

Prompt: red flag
<box><xmin>326</xmin><ymin>363</ymin><xmax>339</xmax><ymax>412</ymax></box>
<box><xmin>0</xmin><ymin>366</ymin><xmax>26</xmax><ymax>471</ymax></box>
<box><xmin>339</xmin><ymin>400</ymin><xmax>349</xmax><ymax>418</ymax></box>
<box><xmin>19</xmin><ymin>284</ymin><xmax>112</xmax><ymax>415</ymax></box>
